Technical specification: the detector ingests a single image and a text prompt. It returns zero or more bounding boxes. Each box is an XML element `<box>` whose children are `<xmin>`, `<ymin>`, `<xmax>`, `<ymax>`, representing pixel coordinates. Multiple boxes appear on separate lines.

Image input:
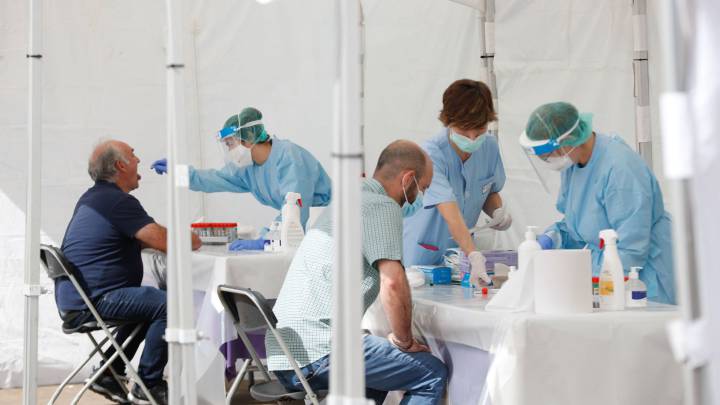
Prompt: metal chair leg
<box><xmin>71</xmin><ymin>324</ymin><xmax>142</xmax><ymax>405</ymax></box>
<box><xmin>235</xmin><ymin>328</ymin><xmax>271</xmax><ymax>382</ymax></box>
<box><xmin>87</xmin><ymin>331</ymin><xmax>131</xmax><ymax>395</ymax></box>
<box><xmin>226</xmin><ymin>359</ymin><xmax>251</xmax><ymax>405</ymax></box>
<box><xmin>47</xmin><ymin>334</ymin><xmax>110</xmax><ymax>405</ymax></box>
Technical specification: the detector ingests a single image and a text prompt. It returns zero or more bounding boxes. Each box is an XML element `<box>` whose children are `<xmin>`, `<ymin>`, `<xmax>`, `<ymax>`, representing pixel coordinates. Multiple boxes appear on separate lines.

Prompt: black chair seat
<box><xmin>61</xmin><ymin>318</ymin><xmax>137</xmax><ymax>334</ymax></box>
<box><xmin>62</xmin><ymin>320</ymin><xmax>101</xmax><ymax>334</ymax></box>
<box><xmin>250</xmin><ymin>381</ymin><xmax>307</xmax><ymax>401</ymax></box>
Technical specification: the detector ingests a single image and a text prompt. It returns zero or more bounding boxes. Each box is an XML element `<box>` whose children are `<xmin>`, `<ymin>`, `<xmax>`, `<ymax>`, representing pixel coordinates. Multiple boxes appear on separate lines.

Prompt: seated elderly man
<box><xmin>266</xmin><ymin>140</ymin><xmax>448</xmax><ymax>404</ymax></box>
<box><xmin>56</xmin><ymin>140</ymin><xmax>200</xmax><ymax>404</ymax></box>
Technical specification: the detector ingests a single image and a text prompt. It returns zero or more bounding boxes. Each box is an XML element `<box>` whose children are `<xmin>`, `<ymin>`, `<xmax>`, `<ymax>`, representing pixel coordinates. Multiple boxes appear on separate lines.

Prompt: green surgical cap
<box><xmin>222</xmin><ymin>107</ymin><xmax>269</xmax><ymax>144</ymax></box>
<box><xmin>525</xmin><ymin>102</ymin><xmax>593</xmax><ymax>148</ymax></box>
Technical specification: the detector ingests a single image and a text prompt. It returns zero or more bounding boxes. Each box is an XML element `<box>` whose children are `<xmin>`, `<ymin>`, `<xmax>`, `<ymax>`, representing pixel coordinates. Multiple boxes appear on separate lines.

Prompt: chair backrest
<box><xmin>39</xmin><ymin>244</ymin><xmax>75</xmax><ymax>280</ymax></box>
<box><xmin>217</xmin><ymin>285</ymin><xmax>278</xmax><ymax>332</ymax></box>
<box><xmin>40</xmin><ymin>244</ymin><xmax>99</xmax><ymax>317</ymax></box>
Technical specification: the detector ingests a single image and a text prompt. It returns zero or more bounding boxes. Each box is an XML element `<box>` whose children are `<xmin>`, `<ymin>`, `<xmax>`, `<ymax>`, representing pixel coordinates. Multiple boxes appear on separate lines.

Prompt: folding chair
<box><xmin>217</xmin><ymin>285</ymin><xmax>325</xmax><ymax>405</ymax></box>
<box><xmin>40</xmin><ymin>244</ymin><xmax>158</xmax><ymax>405</ymax></box>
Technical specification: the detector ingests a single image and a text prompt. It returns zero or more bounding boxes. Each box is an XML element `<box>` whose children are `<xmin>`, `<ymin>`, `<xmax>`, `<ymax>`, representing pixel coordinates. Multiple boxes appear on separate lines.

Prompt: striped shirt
<box><xmin>265</xmin><ymin>178</ymin><xmax>403</xmax><ymax>370</ymax></box>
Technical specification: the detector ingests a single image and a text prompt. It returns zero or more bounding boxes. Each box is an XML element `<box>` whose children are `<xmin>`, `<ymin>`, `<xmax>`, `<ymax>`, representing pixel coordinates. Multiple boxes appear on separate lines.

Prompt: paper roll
<box><xmin>533</xmin><ymin>250</ymin><xmax>592</xmax><ymax>315</ymax></box>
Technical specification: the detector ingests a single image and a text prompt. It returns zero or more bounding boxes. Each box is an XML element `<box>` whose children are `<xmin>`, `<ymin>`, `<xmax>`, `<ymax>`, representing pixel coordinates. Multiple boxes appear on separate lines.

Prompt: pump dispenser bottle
<box><xmin>518</xmin><ymin>226</ymin><xmax>542</xmax><ymax>272</ymax></box>
<box><xmin>625</xmin><ymin>266</ymin><xmax>648</xmax><ymax>308</ymax></box>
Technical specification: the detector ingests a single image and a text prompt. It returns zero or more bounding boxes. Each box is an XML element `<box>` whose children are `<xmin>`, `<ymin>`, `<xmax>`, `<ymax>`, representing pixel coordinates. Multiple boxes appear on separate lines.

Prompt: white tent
<box><xmin>2</xmin><ymin>0</ymin><xmax>701</xmax><ymax>401</ymax></box>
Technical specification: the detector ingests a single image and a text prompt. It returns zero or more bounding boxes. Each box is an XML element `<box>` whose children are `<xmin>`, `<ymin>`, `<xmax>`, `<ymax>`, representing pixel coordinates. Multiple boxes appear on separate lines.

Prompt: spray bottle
<box><xmin>518</xmin><ymin>226</ymin><xmax>542</xmax><ymax>272</ymax></box>
<box><xmin>280</xmin><ymin>192</ymin><xmax>305</xmax><ymax>250</ymax></box>
<box><xmin>598</xmin><ymin>229</ymin><xmax>625</xmax><ymax>311</ymax></box>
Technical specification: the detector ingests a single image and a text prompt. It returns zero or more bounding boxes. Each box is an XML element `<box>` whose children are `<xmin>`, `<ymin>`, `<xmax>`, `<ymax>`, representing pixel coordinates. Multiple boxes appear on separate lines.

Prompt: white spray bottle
<box><xmin>518</xmin><ymin>226</ymin><xmax>542</xmax><ymax>272</ymax></box>
<box><xmin>598</xmin><ymin>229</ymin><xmax>625</xmax><ymax>311</ymax></box>
<box><xmin>280</xmin><ymin>192</ymin><xmax>305</xmax><ymax>250</ymax></box>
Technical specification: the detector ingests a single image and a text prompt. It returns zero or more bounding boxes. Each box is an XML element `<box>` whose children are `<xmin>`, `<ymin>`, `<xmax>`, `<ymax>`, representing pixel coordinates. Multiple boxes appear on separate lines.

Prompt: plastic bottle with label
<box><xmin>598</xmin><ymin>229</ymin><xmax>625</xmax><ymax>311</ymax></box>
<box><xmin>518</xmin><ymin>226</ymin><xmax>542</xmax><ymax>272</ymax></box>
<box><xmin>625</xmin><ymin>266</ymin><xmax>648</xmax><ymax>308</ymax></box>
<box><xmin>459</xmin><ymin>251</ymin><xmax>472</xmax><ymax>288</ymax></box>
<box><xmin>280</xmin><ymin>192</ymin><xmax>305</xmax><ymax>250</ymax></box>
<box><xmin>264</xmin><ymin>221</ymin><xmax>282</xmax><ymax>252</ymax></box>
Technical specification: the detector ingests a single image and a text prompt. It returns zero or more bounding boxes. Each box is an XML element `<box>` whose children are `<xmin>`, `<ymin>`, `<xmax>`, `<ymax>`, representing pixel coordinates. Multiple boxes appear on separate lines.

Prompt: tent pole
<box><xmin>22</xmin><ymin>0</ymin><xmax>43</xmax><ymax>403</ymax></box>
<box><xmin>483</xmin><ymin>0</ymin><xmax>497</xmax><ymax>136</ymax></box>
<box><xmin>328</xmin><ymin>1</ymin><xmax>370</xmax><ymax>404</ymax></box>
<box><xmin>360</xmin><ymin>4</ymin><xmax>367</xmax><ymax>176</ymax></box>
<box><xmin>657</xmin><ymin>0</ymin><xmax>704</xmax><ymax>404</ymax></box>
<box><xmin>633</xmin><ymin>0</ymin><xmax>653</xmax><ymax>168</ymax></box>
<box><xmin>165</xmin><ymin>0</ymin><xmax>198</xmax><ymax>403</ymax></box>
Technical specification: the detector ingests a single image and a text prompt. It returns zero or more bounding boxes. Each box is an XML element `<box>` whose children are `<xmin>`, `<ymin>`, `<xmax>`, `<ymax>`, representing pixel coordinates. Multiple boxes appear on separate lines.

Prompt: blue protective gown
<box><xmin>546</xmin><ymin>133</ymin><xmax>675</xmax><ymax>304</ymax></box>
<box><xmin>403</xmin><ymin>129</ymin><xmax>506</xmax><ymax>266</ymax></box>
<box><xmin>188</xmin><ymin>138</ymin><xmax>332</xmax><ymax>229</ymax></box>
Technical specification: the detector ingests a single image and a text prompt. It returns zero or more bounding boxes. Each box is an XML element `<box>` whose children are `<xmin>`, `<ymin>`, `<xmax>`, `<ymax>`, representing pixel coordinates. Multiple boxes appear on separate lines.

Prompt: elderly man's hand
<box><xmin>388</xmin><ymin>333</ymin><xmax>430</xmax><ymax>353</ymax></box>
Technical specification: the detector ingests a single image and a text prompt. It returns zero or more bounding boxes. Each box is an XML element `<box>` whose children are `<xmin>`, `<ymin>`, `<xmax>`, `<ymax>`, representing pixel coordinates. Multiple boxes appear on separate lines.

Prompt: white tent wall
<box><xmin>188</xmin><ymin>0</ymin><xmax>336</xmax><ymax>228</ymax></box>
<box><xmin>0</xmin><ymin>0</ymin><xmax>206</xmax><ymax>387</ymax></box>
<box><xmin>0</xmin><ymin>0</ymin><xmax>672</xmax><ymax>389</ymax></box>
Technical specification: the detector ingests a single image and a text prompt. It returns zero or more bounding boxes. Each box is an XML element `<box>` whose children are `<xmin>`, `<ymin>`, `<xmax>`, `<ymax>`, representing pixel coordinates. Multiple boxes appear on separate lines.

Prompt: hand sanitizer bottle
<box><xmin>518</xmin><ymin>226</ymin><xmax>541</xmax><ymax>272</ymax></box>
<box><xmin>265</xmin><ymin>221</ymin><xmax>282</xmax><ymax>252</ymax></box>
<box><xmin>625</xmin><ymin>266</ymin><xmax>648</xmax><ymax>308</ymax></box>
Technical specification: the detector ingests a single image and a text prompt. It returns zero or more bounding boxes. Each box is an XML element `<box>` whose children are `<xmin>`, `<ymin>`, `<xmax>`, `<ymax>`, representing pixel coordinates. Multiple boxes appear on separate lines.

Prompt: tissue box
<box><xmin>415</xmin><ymin>266</ymin><xmax>452</xmax><ymax>285</ymax></box>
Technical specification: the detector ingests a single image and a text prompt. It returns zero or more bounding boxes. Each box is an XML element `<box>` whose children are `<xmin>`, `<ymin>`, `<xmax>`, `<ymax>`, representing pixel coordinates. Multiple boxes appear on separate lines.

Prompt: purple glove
<box><xmin>537</xmin><ymin>234</ymin><xmax>554</xmax><ymax>250</ymax></box>
<box><xmin>229</xmin><ymin>238</ymin><xmax>267</xmax><ymax>251</ymax></box>
<box><xmin>150</xmin><ymin>158</ymin><xmax>167</xmax><ymax>175</ymax></box>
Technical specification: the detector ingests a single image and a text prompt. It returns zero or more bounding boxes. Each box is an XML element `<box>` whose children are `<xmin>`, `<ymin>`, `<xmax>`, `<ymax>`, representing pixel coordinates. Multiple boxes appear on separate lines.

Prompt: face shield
<box><xmin>217</xmin><ymin>125</ymin><xmax>252</xmax><ymax>168</ymax></box>
<box><xmin>518</xmin><ymin>117</ymin><xmax>580</xmax><ymax>193</ymax></box>
<box><xmin>216</xmin><ymin>108</ymin><xmax>271</xmax><ymax>168</ymax></box>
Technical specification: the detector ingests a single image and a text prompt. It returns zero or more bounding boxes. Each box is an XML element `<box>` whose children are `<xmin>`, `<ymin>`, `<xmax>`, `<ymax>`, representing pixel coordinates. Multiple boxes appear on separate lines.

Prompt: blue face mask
<box><xmin>403</xmin><ymin>194</ymin><xmax>424</xmax><ymax>218</ymax></box>
<box><xmin>449</xmin><ymin>129</ymin><xmax>487</xmax><ymax>153</ymax></box>
<box><xmin>402</xmin><ymin>176</ymin><xmax>424</xmax><ymax>218</ymax></box>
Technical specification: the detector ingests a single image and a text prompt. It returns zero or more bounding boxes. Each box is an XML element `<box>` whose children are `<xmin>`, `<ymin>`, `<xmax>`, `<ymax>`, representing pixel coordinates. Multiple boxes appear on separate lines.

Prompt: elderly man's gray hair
<box><xmin>88</xmin><ymin>141</ymin><xmax>128</xmax><ymax>182</ymax></box>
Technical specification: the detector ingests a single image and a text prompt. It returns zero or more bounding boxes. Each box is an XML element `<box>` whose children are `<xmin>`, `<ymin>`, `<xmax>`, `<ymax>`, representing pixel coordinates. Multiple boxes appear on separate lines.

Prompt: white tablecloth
<box><xmin>363</xmin><ymin>285</ymin><xmax>683</xmax><ymax>405</ymax></box>
<box><xmin>142</xmin><ymin>246</ymin><xmax>294</xmax><ymax>404</ymax></box>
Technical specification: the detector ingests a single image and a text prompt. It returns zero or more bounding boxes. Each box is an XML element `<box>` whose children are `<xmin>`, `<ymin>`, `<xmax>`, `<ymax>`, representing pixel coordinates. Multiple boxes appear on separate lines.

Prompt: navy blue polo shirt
<box><xmin>56</xmin><ymin>181</ymin><xmax>155</xmax><ymax>311</ymax></box>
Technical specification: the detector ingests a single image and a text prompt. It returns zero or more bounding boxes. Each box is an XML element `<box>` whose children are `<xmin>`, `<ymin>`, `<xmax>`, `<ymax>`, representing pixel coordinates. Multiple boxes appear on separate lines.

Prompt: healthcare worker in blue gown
<box><xmin>150</xmin><ymin>107</ymin><xmax>332</xmax><ymax>249</ymax></box>
<box><xmin>519</xmin><ymin>101</ymin><xmax>675</xmax><ymax>304</ymax></box>
<box><xmin>403</xmin><ymin>79</ymin><xmax>513</xmax><ymax>283</ymax></box>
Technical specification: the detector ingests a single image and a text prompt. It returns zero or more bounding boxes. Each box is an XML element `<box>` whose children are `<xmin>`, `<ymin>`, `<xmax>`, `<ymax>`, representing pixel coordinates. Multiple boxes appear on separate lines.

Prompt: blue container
<box><xmin>417</xmin><ymin>266</ymin><xmax>452</xmax><ymax>285</ymax></box>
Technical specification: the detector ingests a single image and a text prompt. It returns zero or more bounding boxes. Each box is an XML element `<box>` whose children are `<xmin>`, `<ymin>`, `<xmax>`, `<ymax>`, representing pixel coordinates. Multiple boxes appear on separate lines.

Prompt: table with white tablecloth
<box><xmin>141</xmin><ymin>246</ymin><xmax>294</xmax><ymax>404</ymax></box>
<box><xmin>362</xmin><ymin>285</ymin><xmax>683</xmax><ymax>405</ymax></box>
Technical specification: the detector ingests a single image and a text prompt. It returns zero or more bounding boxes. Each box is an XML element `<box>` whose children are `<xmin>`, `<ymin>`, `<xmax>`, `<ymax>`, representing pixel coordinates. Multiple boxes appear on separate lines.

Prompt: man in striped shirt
<box><xmin>266</xmin><ymin>140</ymin><xmax>447</xmax><ymax>404</ymax></box>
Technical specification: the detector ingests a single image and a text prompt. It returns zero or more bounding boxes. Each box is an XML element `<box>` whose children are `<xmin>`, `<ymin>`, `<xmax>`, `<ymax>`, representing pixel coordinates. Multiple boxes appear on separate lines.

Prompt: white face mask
<box><xmin>227</xmin><ymin>145</ymin><xmax>253</xmax><ymax>168</ymax></box>
<box><xmin>537</xmin><ymin>147</ymin><xmax>576</xmax><ymax>171</ymax></box>
<box><xmin>543</xmin><ymin>155</ymin><xmax>574</xmax><ymax>171</ymax></box>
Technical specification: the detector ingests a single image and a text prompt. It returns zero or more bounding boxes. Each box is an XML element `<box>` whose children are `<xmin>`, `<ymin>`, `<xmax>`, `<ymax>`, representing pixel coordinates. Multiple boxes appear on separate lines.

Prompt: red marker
<box><xmin>418</xmin><ymin>243</ymin><xmax>439</xmax><ymax>252</ymax></box>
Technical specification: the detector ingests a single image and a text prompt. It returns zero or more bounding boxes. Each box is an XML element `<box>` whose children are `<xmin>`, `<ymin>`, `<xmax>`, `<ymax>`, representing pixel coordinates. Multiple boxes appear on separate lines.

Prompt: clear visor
<box><xmin>216</xmin><ymin>135</ymin><xmax>252</xmax><ymax>167</ymax></box>
<box><xmin>518</xmin><ymin>117</ymin><xmax>579</xmax><ymax>156</ymax></box>
<box><xmin>220</xmin><ymin>135</ymin><xmax>241</xmax><ymax>151</ymax></box>
<box><xmin>519</xmin><ymin>144</ymin><xmax>566</xmax><ymax>196</ymax></box>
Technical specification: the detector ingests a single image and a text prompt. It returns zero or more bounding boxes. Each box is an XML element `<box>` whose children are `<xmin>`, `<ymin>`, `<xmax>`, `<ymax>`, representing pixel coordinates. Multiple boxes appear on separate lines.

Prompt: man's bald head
<box><xmin>88</xmin><ymin>139</ymin><xmax>141</xmax><ymax>192</ymax></box>
<box><xmin>373</xmin><ymin>140</ymin><xmax>429</xmax><ymax>183</ymax></box>
<box><xmin>88</xmin><ymin>140</ymin><xmax>128</xmax><ymax>182</ymax></box>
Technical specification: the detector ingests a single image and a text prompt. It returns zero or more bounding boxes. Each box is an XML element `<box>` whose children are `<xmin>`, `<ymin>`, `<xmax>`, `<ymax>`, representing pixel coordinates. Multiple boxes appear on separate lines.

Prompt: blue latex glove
<box><xmin>537</xmin><ymin>234</ymin><xmax>554</xmax><ymax>250</ymax></box>
<box><xmin>150</xmin><ymin>158</ymin><xmax>167</xmax><ymax>175</ymax></box>
<box><xmin>229</xmin><ymin>238</ymin><xmax>267</xmax><ymax>251</ymax></box>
